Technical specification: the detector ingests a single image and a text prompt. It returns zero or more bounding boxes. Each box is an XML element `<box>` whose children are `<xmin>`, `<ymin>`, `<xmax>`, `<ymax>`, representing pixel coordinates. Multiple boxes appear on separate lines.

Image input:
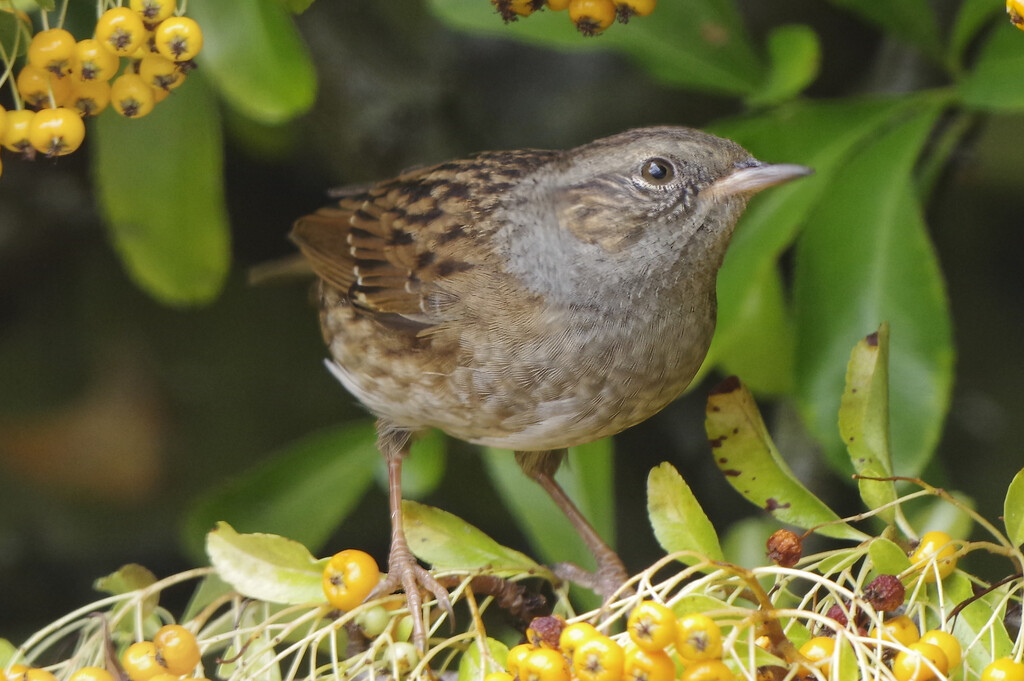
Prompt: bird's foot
<box><xmin>553</xmin><ymin>554</ymin><xmax>633</xmax><ymax>602</ymax></box>
<box><xmin>370</xmin><ymin>538</ymin><xmax>454</xmax><ymax>652</ymax></box>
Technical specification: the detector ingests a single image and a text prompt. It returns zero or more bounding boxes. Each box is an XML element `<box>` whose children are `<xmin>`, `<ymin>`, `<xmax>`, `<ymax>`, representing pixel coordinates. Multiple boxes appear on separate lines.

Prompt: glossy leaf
<box><xmin>427</xmin><ymin>0</ymin><xmax>762</xmax><ymax>96</ymax></box>
<box><xmin>706</xmin><ymin>377</ymin><xmax>867</xmax><ymax>541</ymax></box>
<box><xmin>746</xmin><ymin>24</ymin><xmax>820</xmax><ymax>107</ymax></box>
<box><xmin>708</xmin><ymin>96</ymin><xmax>923</xmax><ymax>388</ymax></box>
<box><xmin>647</xmin><ymin>462</ymin><xmax>723</xmax><ymax>561</ymax></box>
<box><xmin>0</xmin><ymin>639</ymin><xmax>17</xmax><ymax>668</ymax></box>
<box><xmin>793</xmin><ymin>99</ymin><xmax>953</xmax><ymax>477</ymax></box>
<box><xmin>94</xmin><ymin>563</ymin><xmax>157</xmax><ymax>596</ymax></box>
<box><xmin>950</xmin><ymin>0</ymin><xmax>1002</xmax><ymax>65</ymax></box>
<box><xmin>183</xmin><ymin>421</ymin><xmax>380</xmax><ymax>560</ymax></box>
<box><xmin>402</xmin><ymin>500</ymin><xmax>550</xmax><ymax>576</ymax></box>
<box><xmin>960</xmin><ymin>21</ymin><xmax>1024</xmax><ymax>112</ymax></box>
<box><xmin>867</xmin><ymin>537</ymin><xmax>911</xmax><ymax>576</ymax></box>
<box><xmin>839</xmin><ymin>324</ymin><xmax>898</xmax><ymax>521</ymax></box>
<box><xmin>825</xmin><ymin>0</ymin><xmax>942</xmax><ymax>59</ymax></box>
<box><xmin>188</xmin><ymin>0</ymin><xmax>316</xmax><ymax>123</ymax></box>
<box><xmin>943</xmin><ymin>572</ymin><xmax>1013</xmax><ymax>669</ymax></box>
<box><xmin>1005</xmin><ymin>467</ymin><xmax>1024</xmax><ymax>547</ymax></box>
<box><xmin>93</xmin><ymin>73</ymin><xmax>229</xmax><ymax>305</ymax></box>
<box><xmin>205</xmin><ymin>521</ymin><xmax>327</xmax><ymax>605</ymax></box>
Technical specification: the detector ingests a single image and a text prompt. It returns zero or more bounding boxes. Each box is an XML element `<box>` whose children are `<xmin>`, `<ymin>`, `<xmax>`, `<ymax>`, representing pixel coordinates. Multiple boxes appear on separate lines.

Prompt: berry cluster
<box><xmin>491</xmin><ymin>0</ymin><xmax>656</xmax><ymax>37</ymax></box>
<box><xmin>0</xmin><ymin>0</ymin><xmax>203</xmax><ymax>177</ymax></box>
<box><xmin>1</xmin><ymin>625</ymin><xmax>207</xmax><ymax>681</ymax></box>
<box><xmin>489</xmin><ymin>604</ymin><xmax>731</xmax><ymax>681</ymax></box>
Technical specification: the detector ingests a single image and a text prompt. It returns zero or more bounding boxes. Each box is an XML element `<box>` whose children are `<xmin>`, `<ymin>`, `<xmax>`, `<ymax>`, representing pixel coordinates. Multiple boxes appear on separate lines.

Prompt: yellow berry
<box><xmin>676</xmin><ymin>614</ymin><xmax>723</xmax><ymax>662</ymax></box>
<box><xmin>67</xmin><ymin>669</ymin><xmax>117</xmax><ymax>681</ymax></box>
<box><xmin>568</xmin><ymin>0</ymin><xmax>617</xmax><ymax>35</ymax></box>
<box><xmin>573</xmin><ymin>635</ymin><xmax>625</xmax><ymax>681</ymax></box>
<box><xmin>559</xmin><ymin>622</ymin><xmax>601</xmax><ymax>660</ymax></box>
<box><xmin>138</xmin><ymin>54</ymin><xmax>185</xmax><ymax>91</ymax></box>
<box><xmin>153</xmin><ymin>16</ymin><xmax>203</xmax><ymax>61</ymax></box>
<box><xmin>130</xmin><ymin>0</ymin><xmax>177</xmax><ymax>24</ymax></box>
<box><xmin>111</xmin><ymin>73</ymin><xmax>157</xmax><ymax>118</ymax></box>
<box><xmin>322</xmin><ymin>549</ymin><xmax>380</xmax><ymax>611</ymax></box>
<box><xmin>870</xmin><ymin>615</ymin><xmax>921</xmax><ymax>648</ymax></box>
<box><xmin>484</xmin><ymin>674</ymin><xmax>515</xmax><ymax>681</ymax></box>
<box><xmin>918</xmin><ymin>630</ymin><xmax>961</xmax><ymax>670</ymax></box>
<box><xmin>627</xmin><ymin>601</ymin><xmax>677</xmax><ymax>652</ymax></box>
<box><xmin>680</xmin><ymin>660</ymin><xmax>734</xmax><ymax>681</ymax></box>
<box><xmin>70</xmin><ymin>79</ymin><xmax>112</xmax><ymax>116</ymax></box>
<box><xmin>614</xmin><ymin>0</ymin><xmax>656</xmax><ymax>22</ymax></box>
<box><xmin>623</xmin><ymin>646</ymin><xmax>675</xmax><ymax>681</ymax></box>
<box><xmin>74</xmin><ymin>39</ymin><xmax>120</xmax><ymax>82</ymax></box>
<box><xmin>892</xmin><ymin>642</ymin><xmax>948</xmax><ymax>681</ymax></box>
<box><xmin>1009</xmin><ymin>0</ymin><xmax>1024</xmax><ymax>29</ymax></box>
<box><xmin>982</xmin><ymin>658</ymin><xmax>1024</xmax><ymax>681</ymax></box>
<box><xmin>547</xmin><ymin>0</ymin><xmax>571</xmax><ymax>9</ymax></box>
<box><xmin>506</xmin><ymin>643</ymin><xmax>534</xmax><ymax>679</ymax></box>
<box><xmin>17</xmin><ymin>64</ymin><xmax>73</xmax><ymax>109</ymax></box>
<box><xmin>28</xmin><ymin>107</ymin><xmax>85</xmax><ymax>157</ymax></box>
<box><xmin>2</xmin><ymin>664</ymin><xmax>28</xmax><ymax>681</ymax></box>
<box><xmin>154</xmin><ymin>624</ymin><xmax>201</xmax><ymax>676</ymax></box>
<box><xmin>909</xmin><ymin>531</ymin><xmax>958</xmax><ymax>582</ymax></box>
<box><xmin>522</xmin><ymin>647</ymin><xmax>570</xmax><ymax>681</ymax></box>
<box><xmin>0</xmin><ymin>104</ymin><xmax>7</xmax><ymax>140</ymax></box>
<box><xmin>23</xmin><ymin>671</ymin><xmax>58</xmax><ymax>681</ymax></box>
<box><xmin>122</xmin><ymin>641</ymin><xmax>164</xmax><ymax>681</ymax></box>
<box><xmin>28</xmin><ymin>28</ymin><xmax>76</xmax><ymax>78</ymax></box>
<box><xmin>798</xmin><ymin>637</ymin><xmax>837</xmax><ymax>677</ymax></box>
<box><xmin>96</xmin><ymin>7</ymin><xmax>149</xmax><ymax>56</ymax></box>
<box><xmin>2</xmin><ymin>109</ymin><xmax>37</xmax><ymax>154</ymax></box>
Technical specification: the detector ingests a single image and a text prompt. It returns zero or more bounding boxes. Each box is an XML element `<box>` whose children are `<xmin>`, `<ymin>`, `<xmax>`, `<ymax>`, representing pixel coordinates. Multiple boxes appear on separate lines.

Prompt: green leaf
<box><xmin>93</xmin><ymin>73</ymin><xmax>229</xmax><ymax>305</ymax></box>
<box><xmin>835</xmin><ymin>637</ymin><xmax>859</xmax><ymax>681</ymax></box>
<box><xmin>960</xmin><ymin>21</ymin><xmax>1024</xmax><ymax>112</ymax></box>
<box><xmin>374</xmin><ymin>429</ymin><xmax>447</xmax><ymax>500</ymax></box>
<box><xmin>402</xmin><ymin>500</ymin><xmax>550</xmax><ymax>576</ymax></box>
<box><xmin>0</xmin><ymin>8</ymin><xmax>31</xmax><ymax>58</ymax></box>
<box><xmin>282</xmin><ymin>0</ymin><xmax>317</xmax><ymax>14</ymax></box>
<box><xmin>94</xmin><ymin>562</ymin><xmax>157</xmax><ymax>596</ymax></box>
<box><xmin>182</xmin><ymin>574</ymin><xmax>234</xmax><ymax>623</ymax></box>
<box><xmin>1005</xmin><ymin>468</ymin><xmax>1024</xmax><ymax>547</ymax></box>
<box><xmin>708</xmin><ymin>96</ymin><xmax>925</xmax><ymax>389</ymax></box>
<box><xmin>746</xmin><ymin>24</ymin><xmax>820</xmax><ymax>108</ymax></box>
<box><xmin>816</xmin><ymin>547</ymin><xmax>866</xmax><ymax>576</ymax></box>
<box><xmin>183</xmin><ymin>421</ymin><xmax>379</xmax><ymax>561</ymax></box>
<box><xmin>426</xmin><ymin>0</ymin><xmax>762</xmax><ymax>96</ymax></box>
<box><xmin>0</xmin><ymin>639</ymin><xmax>19</xmax><ymax>668</ymax></box>
<box><xmin>706</xmin><ymin>377</ymin><xmax>867</xmax><ymax>541</ymax></box>
<box><xmin>30</xmin><ymin>0</ymin><xmax>55</xmax><ymax>11</ymax></box>
<box><xmin>824</xmin><ymin>0</ymin><xmax>942</xmax><ymax>60</ymax></box>
<box><xmin>189</xmin><ymin>0</ymin><xmax>316</xmax><ymax>123</ymax></box>
<box><xmin>458</xmin><ymin>637</ymin><xmax>510</xmax><ymax>681</ymax></box>
<box><xmin>839</xmin><ymin>324</ymin><xmax>898</xmax><ymax>521</ymax></box>
<box><xmin>205</xmin><ymin>521</ymin><xmax>327</xmax><ymax>604</ymax></box>
<box><xmin>942</xmin><ymin>572</ymin><xmax>1014</xmax><ymax>669</ymax></box>
<box><xmin>950</xmin><ymin>0</ymin><xmax>1002</xmax><ymax>65</ymax></box>
<box><xmin>647</xmin><ymin>462</ymin><xmax>723</xmax><ymax>561</ymax></box>
<box><xmin>793</xmin><ymin>99</ymin><xmax>954</xmax><ymax>478</ymax></box>
<box><xmin>867</xmin><ymin>537</ymin><xmax>911</xmax><ymax>576</ymax></box>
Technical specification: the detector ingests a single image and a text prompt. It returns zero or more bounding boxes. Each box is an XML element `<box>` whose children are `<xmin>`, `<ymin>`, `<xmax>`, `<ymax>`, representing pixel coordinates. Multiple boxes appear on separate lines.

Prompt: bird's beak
<box><xmin>707</xmin><ymin>161</ymin><xmax>813</xmax><ymax>199</ymax></box>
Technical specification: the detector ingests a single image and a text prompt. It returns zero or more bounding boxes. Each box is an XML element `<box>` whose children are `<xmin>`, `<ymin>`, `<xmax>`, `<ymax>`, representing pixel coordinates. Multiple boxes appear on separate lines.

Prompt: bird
<box><xmin>289</xmin><ymin>126</ymin><xmax>811</xmax><ymax>647</ymax></box>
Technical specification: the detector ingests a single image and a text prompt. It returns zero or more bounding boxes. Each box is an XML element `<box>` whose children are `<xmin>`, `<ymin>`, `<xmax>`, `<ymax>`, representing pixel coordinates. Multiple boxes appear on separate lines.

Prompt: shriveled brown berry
<box><xmin>526</xmin><ymin>615</ymin><xmax>566</xmax><ymax>649</ymax></box>
<box><xmin>766</xmin><ymin>529</ymin><xmax>802</xmax><ymax>567</ymax></box>
<box><xmin>825</xmin><ymin>603</ymin><xmax>849</xmax><ymax>628</ymax></box>
<box><xmin>864</xmin><ymin>574</ymin><xmax>906</xmax><ymax>612</ymax></box>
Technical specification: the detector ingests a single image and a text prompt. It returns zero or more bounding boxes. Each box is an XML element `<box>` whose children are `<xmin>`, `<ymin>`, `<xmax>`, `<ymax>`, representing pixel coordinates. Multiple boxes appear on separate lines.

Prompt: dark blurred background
<box><xmin>2</xmin><ymin>0</ymin><xmax>1022</xmax><ymax>643</ymax></box>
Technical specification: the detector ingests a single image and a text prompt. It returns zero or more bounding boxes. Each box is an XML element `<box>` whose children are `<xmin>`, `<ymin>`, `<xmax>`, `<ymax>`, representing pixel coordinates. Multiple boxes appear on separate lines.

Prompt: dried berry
<box><xmin>766</xmin><ymin>529</ymin><xmax>802</xmax><ymax>567</ymax></box>
<box><xmin>864</xmin><ymin>574</ymin><xmax>906</xmax><ymax>612</ymax></box>
<box><xmin>527</xmin><ymin>615</ymin><xmax>566</xmax><ymax>649</ymax></box>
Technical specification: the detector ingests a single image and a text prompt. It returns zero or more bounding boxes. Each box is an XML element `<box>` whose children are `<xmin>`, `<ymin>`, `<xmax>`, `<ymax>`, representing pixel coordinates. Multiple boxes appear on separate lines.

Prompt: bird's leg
<box><xmin>371</xmin><ymin>420</ymin><xmax>454</xmax><ymax>651</ymax></box>
<box><xmin>515</xmin><ymin>449</ymin><xmax>630</xmax><ymax>599</ymax></box>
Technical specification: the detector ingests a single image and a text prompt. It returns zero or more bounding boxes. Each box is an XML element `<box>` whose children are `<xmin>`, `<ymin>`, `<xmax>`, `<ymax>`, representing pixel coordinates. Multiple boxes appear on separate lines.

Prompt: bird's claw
<box><xmin>372</xmin><ymin>543</ymin><xmax>454</xmax><ymax>652</ymax></box>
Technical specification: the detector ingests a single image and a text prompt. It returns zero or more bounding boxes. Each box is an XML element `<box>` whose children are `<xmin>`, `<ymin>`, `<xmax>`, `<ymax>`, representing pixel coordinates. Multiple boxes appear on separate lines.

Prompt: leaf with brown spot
<box><xmin>706</xmin><ymin>377</ymin><xmax>867</xmax><ymax>541</ymax></box>
<box><xmin>839</xmin><ymin>323</ymin><xmax>898</xmax><ymax>522</ymax></box>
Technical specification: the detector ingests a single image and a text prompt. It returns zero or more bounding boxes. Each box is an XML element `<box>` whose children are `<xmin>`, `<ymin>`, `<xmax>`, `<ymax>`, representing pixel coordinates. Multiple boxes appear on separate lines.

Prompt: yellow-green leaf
<box><xmin>1005</xmin><ymin>468</ymin><xmax>1024</xmax><ymax>547</ymax></box>
<box><xmin>868</xmin><ymin>537</ymin><xmax>911</xmax><ymax>576</ymax></box>
<box><xmin>457</xmin><ymin>637</ymin><xmax>509</xmax><ymax>681</ymax></box>
<box><xmin>707</xmin><ymin>377</ymin><xmax>867</xmax><ymax>541</ymax></box>
<box><xmin>403</xmin><ymin>500</ymin><xmax>552</xmax><ymax>577</ymax></box>
<box><xmin>647</xmin><ymin>462</ymin><xmax>723</xmax><ymax>561</ymax></box>
<box><xmin>205</xmin><ymin>522</ymin><xmax>326</xmax><ymax>604</ymax></box>
<box><xmin>839</xmin><ymin>324</ymin><xmax>898</xmax><ymax>521</ymax></box>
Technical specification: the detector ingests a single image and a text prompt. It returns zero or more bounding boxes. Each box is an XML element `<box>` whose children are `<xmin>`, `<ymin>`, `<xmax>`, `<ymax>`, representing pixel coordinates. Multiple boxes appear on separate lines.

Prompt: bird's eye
<box><xmin>640</xmin><ymin>157</ymin><xmax>675</xmax><ymax>185</ymax></box>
